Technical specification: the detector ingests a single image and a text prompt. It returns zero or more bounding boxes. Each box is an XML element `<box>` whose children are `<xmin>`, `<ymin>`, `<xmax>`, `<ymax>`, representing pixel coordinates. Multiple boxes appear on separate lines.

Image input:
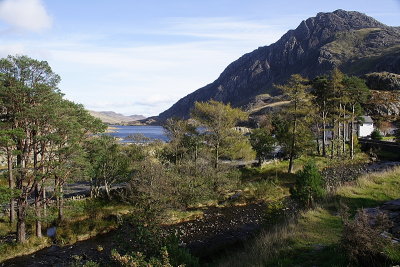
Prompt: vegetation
<box><xmin>218</xmin><ymin>167</ymin><xmax>400</xmax><ymax>267</ymax></box>
<box><xmin>290</xmin><ymin>161</ymin><xmax>325</xmax><ymax>208</ymax></box>
<box><xmin>371</xmin><ymin>129</ymin><xmax>384</xmax><ymax>140</ymax></box>
<box><xmin>0</xmin><ymin>54</ymin><xmax>398</xmax><ymax>266</ymax></box>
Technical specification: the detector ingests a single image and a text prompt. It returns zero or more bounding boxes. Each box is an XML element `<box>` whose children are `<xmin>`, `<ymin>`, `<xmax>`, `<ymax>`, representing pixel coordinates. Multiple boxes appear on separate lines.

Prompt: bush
<box><xmin>341</xmin><ymin>208</ymin><xmax>392</xmax><ymax>266</ymax></box>
<box><xmin>264</xmin><ymin>200</ymin><xmax>286</xmax><ymax>226</ymax></box>
<box><xmin>290</xmin><ymin>161</ymin><xmax>325</xmax><ymax>208</ymax></box>
<box><xmin>371</xmin><ymin>129</ymin><xmax>383</xmax><ymax>140</ymax></box>
<box><xmin>112</xmin><ymin>215</ymin><xmax>199</xmax><ymax>267</ymax></box>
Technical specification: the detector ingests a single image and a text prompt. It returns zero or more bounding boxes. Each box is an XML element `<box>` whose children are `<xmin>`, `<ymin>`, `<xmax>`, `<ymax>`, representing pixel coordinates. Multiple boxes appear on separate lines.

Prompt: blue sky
<box><xmin>0</xmin><ymin>0</ymin><xmax>399</xmax><ymax>116</ymax></box>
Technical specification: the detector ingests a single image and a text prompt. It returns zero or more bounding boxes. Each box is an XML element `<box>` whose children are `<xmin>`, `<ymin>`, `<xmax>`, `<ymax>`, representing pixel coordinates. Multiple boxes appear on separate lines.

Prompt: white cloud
<box><xmin>0</xmin><ymin>0</ymin><xmax>52</xmax><ymax>32</ymax></box>
<box><xmin>0</xmin><ymin>16</ymin><xmax>289</xmax><ymax>116</ymax></box>
<box><xmin>163</xmin><ymin>17</ymin><xmax>286</xmax><ymax>43</ymax></box>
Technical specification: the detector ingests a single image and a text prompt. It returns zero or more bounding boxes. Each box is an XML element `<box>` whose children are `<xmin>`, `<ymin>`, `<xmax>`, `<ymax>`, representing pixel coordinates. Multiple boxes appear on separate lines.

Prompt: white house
<box><xmin>358</xmin><ymin>116</ymin><xmax>374</xmax><ymax>137</ymax></box>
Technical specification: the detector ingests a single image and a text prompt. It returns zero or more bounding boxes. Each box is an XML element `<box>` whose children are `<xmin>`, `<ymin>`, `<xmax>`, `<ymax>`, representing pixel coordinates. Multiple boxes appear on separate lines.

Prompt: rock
<box><xmin>364</xmin><ymin>198</ymin><xmax>400</xmax><ymax>239</ymax></box>
<box><xmin>382</xmin><ymin>199</ymin><xmax>400</xmax><ymax>211</ymax></box>
<box><xmin>365</xmin><ymin>72</ymin><xmax>400</xmax><ymax>91</ymax></box>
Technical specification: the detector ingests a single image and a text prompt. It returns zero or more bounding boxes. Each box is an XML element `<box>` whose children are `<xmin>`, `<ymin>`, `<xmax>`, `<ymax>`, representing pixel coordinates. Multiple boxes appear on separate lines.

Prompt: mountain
<box><xmin>89</xmin><ymin>111</ymin><xmax>146</xmax><ymax>124</ymax></box>
<box><xmin>157</xmin><ymin>10</ymin><xmax>400</xmax><ymax>122</ymax></box>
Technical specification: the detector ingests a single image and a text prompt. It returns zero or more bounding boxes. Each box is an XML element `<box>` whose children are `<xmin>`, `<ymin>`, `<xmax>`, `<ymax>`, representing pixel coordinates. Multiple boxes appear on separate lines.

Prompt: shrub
<box><xmin>371</xmin><ymin>129</ymin><xmax>383</xmax><ymax>140</ymax></box>
<box><xmin>264</xmin><ymin>200</ymin><xmax>286</xmax><ymax>226</ymax></box>
<box><xmin>290</xmin><ymin>161</ymin><xmax>325</xmax><ymax>208</ymax></box>
<box><xmin>341</xmin><ymin>208</ymin><xmax>392</xmax><ymax>266</ymax></box>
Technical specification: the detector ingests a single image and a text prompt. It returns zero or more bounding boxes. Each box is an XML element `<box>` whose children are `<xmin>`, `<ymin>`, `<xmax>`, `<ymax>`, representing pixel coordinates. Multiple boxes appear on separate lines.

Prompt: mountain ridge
<box><xmin>89</xmin><ymin>110</ymin><xmax>146</xmax><ymax>124</ymax></box>
<box><xmin>156</xmin><ymin>10</ymin><xmax>400</xmax><ymax>122</ymax></box>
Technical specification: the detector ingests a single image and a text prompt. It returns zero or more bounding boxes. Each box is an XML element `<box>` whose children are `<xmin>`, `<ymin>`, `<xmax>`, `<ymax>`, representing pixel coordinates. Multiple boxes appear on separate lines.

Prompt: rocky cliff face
<box><xmin>158</xmin><ymin>10</ymin><xmax>400</xmax><ymax>121</ymax></box>
<box><xmin>364</xmin><ymin>72</ymin><xmax>400</xmax><ymax>91</ymax></box>
<box><xmin>365</xmin><ymin>90</ymin><xmax>400</xmax><ymax>119</ymax></box>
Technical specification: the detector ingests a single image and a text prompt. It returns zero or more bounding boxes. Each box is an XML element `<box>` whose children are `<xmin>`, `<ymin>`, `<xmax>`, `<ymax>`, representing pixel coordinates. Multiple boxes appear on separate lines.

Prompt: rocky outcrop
<box><xmin>365</xmin><ymin>199</ymin><xmax>400</xmax><ymax>239</ymax></box>
<box><xmin>158</xmin><ymin>10</ymin><xmax>400</xmax><ymax>121</ymax></box>
<box><xmin>364</xmin><ymin>90</ymin><xmax>400</xmax><ymax>118</ymax></box>
<box><xmin>364</xmin><ymin>72</ymin><xmax>400</xmax><ymax>91</ymax></box>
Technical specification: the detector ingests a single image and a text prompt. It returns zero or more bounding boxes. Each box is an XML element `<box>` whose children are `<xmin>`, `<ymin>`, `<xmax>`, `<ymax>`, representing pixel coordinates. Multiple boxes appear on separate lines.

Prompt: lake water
<box><xmin>106</xmin><ymin>125</ymin><xmax>168</xmax><ymax>142</ymax></box>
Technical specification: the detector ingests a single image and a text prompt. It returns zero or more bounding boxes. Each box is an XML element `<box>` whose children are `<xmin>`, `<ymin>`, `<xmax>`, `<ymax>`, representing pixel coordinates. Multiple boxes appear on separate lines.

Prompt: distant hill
<box><xmin>157</xmin><ymin>10</ymin><xmax>400</xmax><ymax>122</ymax></box>
<box><xmin>89</xmin><ymin>111</ymin><xmax>146</xmax><ymax>124</ymax></box>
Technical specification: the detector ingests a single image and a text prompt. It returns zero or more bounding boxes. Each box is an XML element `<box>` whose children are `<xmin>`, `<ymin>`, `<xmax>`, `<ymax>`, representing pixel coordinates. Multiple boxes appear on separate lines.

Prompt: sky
<box><xmin>0</xmin><ymin>0</ymin><xmax>399</xmax><ymax>116</ymax></box>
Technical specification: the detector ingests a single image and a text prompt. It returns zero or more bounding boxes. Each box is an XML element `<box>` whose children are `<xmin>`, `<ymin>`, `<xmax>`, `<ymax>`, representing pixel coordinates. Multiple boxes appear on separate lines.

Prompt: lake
<box><xmin>106</xmin><ymin>125</ymin><xmax>168</xmax><ymax>142</ymax></box>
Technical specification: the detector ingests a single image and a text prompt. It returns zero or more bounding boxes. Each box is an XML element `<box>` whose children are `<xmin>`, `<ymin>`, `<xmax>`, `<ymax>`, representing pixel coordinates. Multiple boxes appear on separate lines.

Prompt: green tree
<box><xmin>370</xmin><ymin>129</ymin><xmax>383</xmax><ymax>140</ymax></box>
<box><xmin>0</xmin><ymin>128</ymin><xmax>23</xmax><ymax>224</ymax></box>
<box><xmin>328</xmin><ymin>68</ymin><xmax>346</xmax><ymax>159</ymax></box>
<box><xmin>343</xmin><ymin>76</ymin><xmax>370</xmax><ymax>159</ymax></box>
<box><xmin>163</xmin><ymin>118</ymin><xmax>197</xmax><ymax>165</ymax></box>
<box><xmin>275</xmin><ymin>74</ymin><xmax>314</xmax><ymax>173</ymax></box>
<box><xmin>0</xmin><ymin>55</ymin><xmax>61</xmax><ymax>242</ymax></box>
<box><xmin>0</xmin><ymin>55</ymin><xmax>104</xmax><ymax>242</ymax></box>
<box><xmin>191</xmin><ymin>100</ymin><xmax>248</xmax><ymax>169</ymax></box>
<box><xmin>311</xmin><ymin>76</ymin><xmax>335</xmax><ymax>157</ymax></box>
<box><xmin>250</xmin><ymin>128</ymin><xmax>275</xmax><ymax>165</ymax></box>
<box><xmin>86</xmin><ymin>135</ymin><xmax>130</xmax><ymax>199</ymax></box>
<box><xmin>290</xmin><ymin>161</ymin><xmax>325</xmax><ymax>208</ymax></box>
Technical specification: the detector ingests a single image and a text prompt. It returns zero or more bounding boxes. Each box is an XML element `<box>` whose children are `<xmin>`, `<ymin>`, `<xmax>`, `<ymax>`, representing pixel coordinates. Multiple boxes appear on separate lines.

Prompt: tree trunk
<box><xmin>288</xmin><ymin>116</ymin><xmax>297</xmax><ymax>174</ymax></box>
<box><xmin>33</xmin><ymin>142</ymin><xmax>42</xmax><ymax>238</ymax></box>
<box><xmin>350</xmin><ymin>105</ymin><xmax>355</xmax><ymax>159</ymax></box>
<box><xmin>42</xmin><ymin>185</ymin><xmax>47</xmax><ymax>217</ymax></box>
<box><xmin>331</xmin><ymin>119</ymin><xmax>335</xmax><ymax>159</ymax></box>
<box><xmin>7</xmin><ymin>150</ymin><xmax>15</xmax><ymax>224</ymax></box>
<box><xmin>35</xmin><ymin>183</ymin><xmax>42</xmax><ymax>238</ymax></box>
<box><xmin>316</xmin><ymin>123</ymin><xmax>321</xmax><ymax>156</ymax></box>
<box><xmin>16</xmin><ymin>150</ymin><xmax>27</xmax><ymax>243</ymax></box>
<box><xmin>322</xmin><ymin>116</ymin><xmax>327</xmax><ymax>157</ymax></box>
<box><xmin>337</xmin><ymin>118</ymin><xmax>341</xmax><ymax>158</ymax></box>
<box><xmin>215</xmin><ymin>143</ymin><xmax>219</xmax><ymax>170</ymax></box>
<box><xmin>16</xmin><ymin>200</ymin><xmax>27</xmax><ymax>243</ymax></box>
<box><xmin>342</xmin><ymin>110</ymin><xmax>346</xmax><ymax>156</ymax></box>
<box><xmin>55</xmin><ymin>175</ymin><xmax>61</xmax><ymax>219</ymax></box>
<box><xmin>58</xmin><ymin>184</ymin><xmax>64</xmax><ymax>221</ymax></box>
<box><xmin>104</xmin><ymin>180</ymin><xmax>111</xmax><ymax>200</ymax></box>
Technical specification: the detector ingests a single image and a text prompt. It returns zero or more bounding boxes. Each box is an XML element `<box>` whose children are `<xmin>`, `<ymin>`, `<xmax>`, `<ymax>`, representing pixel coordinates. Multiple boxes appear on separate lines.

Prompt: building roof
<box><xmin>359</xmin><ymin>115</ymin><xmax>373</xmax><ymax>124</ymax></box>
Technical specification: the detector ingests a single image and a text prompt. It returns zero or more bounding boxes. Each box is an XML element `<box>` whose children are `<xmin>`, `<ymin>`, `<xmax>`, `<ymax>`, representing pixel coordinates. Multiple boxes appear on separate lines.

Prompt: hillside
<box><xmin>157</xmin><ymin>10</ymin><xmax>400</xmax><ymax>122</ymax></box>
<box><xmin>89</xmin><ymin>111</ymin><xmax>146</xmax><ymax>124</ymax></box>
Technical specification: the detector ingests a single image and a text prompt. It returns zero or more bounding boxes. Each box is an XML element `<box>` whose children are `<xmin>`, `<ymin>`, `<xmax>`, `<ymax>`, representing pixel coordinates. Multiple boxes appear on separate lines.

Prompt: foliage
<box><xmin>85</xmin><ymin>135</ymin><xmax>131</xmax><ymax>199</ymax></box>
<box><xmin>341</xmin><ymin>208</ymin><xmax>391</xmax><ymax>266</ymax></box>
<box><xmin>191</xmin><ymin>100</ymin><xmax>249</xmax><ymax>168</ymax></box>
<box><xmin>112</xmin><ymin>214</ymin><xmax>199</xmax><ymax>267</ymax></box>
<box><xmin>371</xmin><ymin>129</ymin><xmax>384</xmax><ymax>140</ymax></box>
<box><xmin>163</xmin><ymin>118</ymin><xmax>198</xmax><ymax>164</ymax></box>
<box><xmin>128</xmin><ymin>157</ymin><xmax>240</xmax><ymax>210</ymax></box>
<box><xmin>275</xmin><ymin>74</ymin><xmax>314</xmax><ymax>173</ymax></box>
<box><xmin>264</xmin><ymin>200</ymin><xmax>286</xmax><ymax>226</ymax></box>
<box><xmin>0</xmin><ymin>55</ymin><xmax>105</xmax><ymax>242</ymax></box>
<box><xmin>290</xmin><ymin>161</ymin><xmax>325</xmax><ymax>208</ymax></box>
<box><xmin>249</xmin><ymin>127</ymin><xmax>275</xmax><ymax>164</ymax></box>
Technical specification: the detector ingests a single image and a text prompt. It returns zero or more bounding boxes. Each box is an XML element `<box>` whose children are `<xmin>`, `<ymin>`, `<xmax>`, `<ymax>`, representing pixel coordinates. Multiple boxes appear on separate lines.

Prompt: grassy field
<box><xmin>217</xmin><ymin>166</ymin><xmax>400</xmax><ymax>267</ymax></box>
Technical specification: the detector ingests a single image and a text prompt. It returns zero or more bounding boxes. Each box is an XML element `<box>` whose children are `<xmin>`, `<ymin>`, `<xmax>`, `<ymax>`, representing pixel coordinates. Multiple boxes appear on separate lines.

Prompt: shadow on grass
<box><xmin>264</xmin><ymin>244</ymin><xmax>348</xmax><ymax>267</ymax></box>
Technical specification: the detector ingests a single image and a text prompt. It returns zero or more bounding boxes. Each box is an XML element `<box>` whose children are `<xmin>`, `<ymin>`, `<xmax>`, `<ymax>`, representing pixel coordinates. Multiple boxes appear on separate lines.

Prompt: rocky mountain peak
<box><xmin>157</xmin><ymin>10</ymin><xmax>400</xmax><ymax>122</ymax></box>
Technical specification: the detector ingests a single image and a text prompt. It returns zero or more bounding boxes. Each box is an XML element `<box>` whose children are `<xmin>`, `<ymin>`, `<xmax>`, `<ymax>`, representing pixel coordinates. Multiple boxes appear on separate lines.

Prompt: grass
<box><xmin>162</xmin><ymin>210</ymin><xmax>204</xmax><ymax>225</ymax></box>
<box><xmin>338</xmin><ymin>167</ymin><xmax>400</xmax><ymax>212</ymax></box>
<box><xmin>0</xmin><ymin>236</ymin><xmax>51</xmax><ymax>262</ymax></box>
<box><xmin>382</xmin><ymin>136</ymin><xmax>395</xmax><ymax>142</ymax></box>
<box><xmin>217</xmin><ymin>166</ymin><xmax>400</xmax><ymax>267</ymax></box>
